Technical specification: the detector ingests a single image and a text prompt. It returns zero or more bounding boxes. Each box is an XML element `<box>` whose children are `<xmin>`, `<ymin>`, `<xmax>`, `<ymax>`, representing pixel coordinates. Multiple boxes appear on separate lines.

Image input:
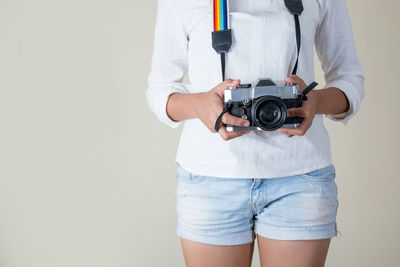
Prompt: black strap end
<box><xmin>214</xmin><ymin>101</ymin><xmax>231</xmax><ymax>132</ymax></box>
<box><xmin>212</xmin><ymin>29</ymin><xmax>232</xmax><ymax>54</ymax></box>
<box><xmin>284</xmin><ymin>0</ymin><xmax>304</xmax><ymax>15</ymax></box>
<box><xmin>302</xmin><ymin>81</ymin><xmax>318</xmax><ymax>96</ymax></box>
<box><xmin>296</xmin><ymin>81</ymin><xmax>318</xmax><ymax>102</ymax></box>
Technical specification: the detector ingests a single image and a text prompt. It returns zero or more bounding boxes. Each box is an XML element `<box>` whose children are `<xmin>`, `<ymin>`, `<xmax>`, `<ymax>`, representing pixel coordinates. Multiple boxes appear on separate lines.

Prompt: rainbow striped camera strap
<box><xmin>213</xmin><ymin>0</ymin><xmax>229</xmax><ymax>31</ymax></box>
<box><xmin>211</xmin><ymin>0</ymin><xmax>303</xmax><ymax>81</ymax></box>
<box><xmin>211</xmin><ymin>0</ymin><xmax>232</xmax><ymax>81</ymax></box>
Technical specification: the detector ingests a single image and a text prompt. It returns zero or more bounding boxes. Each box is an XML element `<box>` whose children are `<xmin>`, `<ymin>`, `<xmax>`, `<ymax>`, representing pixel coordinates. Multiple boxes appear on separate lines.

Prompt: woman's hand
<box><xmin>194</xmin><ymin>79</ymin><xmax>251</xmax><ymax>141</ymax></box>
<box><xmin>276</xmin><ymin>75</ymin><xmax>320</xmax><ymax>138</ymax></box>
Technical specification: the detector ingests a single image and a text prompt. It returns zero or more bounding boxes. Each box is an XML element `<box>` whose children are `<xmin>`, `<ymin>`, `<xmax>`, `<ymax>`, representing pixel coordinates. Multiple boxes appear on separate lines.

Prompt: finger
<box><xmin>222</xmin><ymin>113</ymin><xmax>250</xmax><ymax>127</ymax></box>
<box><xmin>218</xmin><ymin>124</ymin><xmax>230</xmax><ymax>141</ymax></box>
<box><xmin>276</xmin><ymin>127</ymin><xmax>303</xmax><ymax>137</ymax></box>
<box><xmin>227</xmin><ymin>130</ymin><xmax>251</xmax><ymax>140</ymax></box>
<box><xmin>276</xmin><ymin>116</ymin><xmax>313</xmax><ymax>137</ymax></box>
<box><xmin>285</xmin><ymin>75</ymin><xmax>306</xmax><ymax>91</ymax></box>
<box><xmin>214</xmin><ymin>79</ymin><xmax>241</xmax><ymax>97</ymax></box>
<box><xmin>284</xmin><ymin>74</ymin><xmax>301</xmax><ymax>84</ymax></box>
<box><xmin>218</xmin><ymin>124</ymin><xmax>250</xmax><ymax>141</ymax></box>
<box><xmin>296</xmin><ymin>116</ymin><xmax>313</xmax><ymax>136</ymax></box>
<box><xmin>218</xmin><ymin>125</ymin><xmax>242</xmax><ymax>141</ymax></box>
<box><xmin>286</xmin><ymin>107</ymin><xmax>305</xmax><ymax>117</ymax></box>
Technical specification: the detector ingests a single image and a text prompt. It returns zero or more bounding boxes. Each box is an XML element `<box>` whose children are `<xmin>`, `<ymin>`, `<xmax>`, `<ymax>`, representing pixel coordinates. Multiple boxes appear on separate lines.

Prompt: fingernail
<box><xmin>243</xmin><ymin>121</ymin><xmax>250</xmax><ymax>126</ymax></box>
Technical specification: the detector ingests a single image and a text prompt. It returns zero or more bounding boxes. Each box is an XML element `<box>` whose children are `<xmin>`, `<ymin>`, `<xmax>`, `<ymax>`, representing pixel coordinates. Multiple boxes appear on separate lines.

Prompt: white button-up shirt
<box><xmin>146</xmin><ymin>0</ymin><xmax>364</xmax><ymax>178</ymax></box>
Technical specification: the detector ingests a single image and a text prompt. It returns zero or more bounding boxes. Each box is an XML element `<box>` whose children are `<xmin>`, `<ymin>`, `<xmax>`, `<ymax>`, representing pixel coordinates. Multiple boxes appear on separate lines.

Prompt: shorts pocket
<box><xmin>300</xmin><ymin>164</ymin><xmax>336</xmax><ymax>181</ymax></box>
<box><xmin>177</xmin><ymin>166</ymin><xmax>207</xmax><ymax>184</ymax></box>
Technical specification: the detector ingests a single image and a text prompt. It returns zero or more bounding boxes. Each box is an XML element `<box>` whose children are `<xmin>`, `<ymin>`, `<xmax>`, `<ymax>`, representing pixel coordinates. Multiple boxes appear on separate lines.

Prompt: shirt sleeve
<box><xmin>314</xmin><ymin>0</ymin><xmax>365</xmax><ymax>125</ymax></box>
<box><xmin>145</xmin><ymin>0</ymin><xmax>191</xmax><ymax>129</ymax></box>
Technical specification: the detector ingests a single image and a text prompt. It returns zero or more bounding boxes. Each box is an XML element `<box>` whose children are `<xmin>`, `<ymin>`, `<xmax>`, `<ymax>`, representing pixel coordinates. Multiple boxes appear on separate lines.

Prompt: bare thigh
<box><xmin>180</xmin><ymin>238</ymin><xmax>255</xmax><ymax>267</ymax></box>
<box><xmin>257</xmin><ymin>235</ymin><xmax>331</xmax><ymax>267</ymax></box>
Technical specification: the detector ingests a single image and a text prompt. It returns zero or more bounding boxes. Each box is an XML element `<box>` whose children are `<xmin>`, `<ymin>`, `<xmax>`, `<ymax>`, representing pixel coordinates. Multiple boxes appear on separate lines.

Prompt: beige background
<box><xmin>0</xmin><ymin>0</ymin><xmax>399</xmax><ymax>266</ymax></box>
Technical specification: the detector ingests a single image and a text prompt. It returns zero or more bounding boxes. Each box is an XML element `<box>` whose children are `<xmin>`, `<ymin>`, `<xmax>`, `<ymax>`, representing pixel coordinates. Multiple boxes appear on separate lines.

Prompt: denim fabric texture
<box><xmin>175</xmin><ymin>164</ymin><xmax>338</xmax><ymax>245</ymax></box>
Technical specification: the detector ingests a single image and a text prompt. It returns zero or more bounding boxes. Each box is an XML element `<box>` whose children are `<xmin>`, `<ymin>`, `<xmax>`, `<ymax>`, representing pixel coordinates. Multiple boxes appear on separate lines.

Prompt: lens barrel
<box><xmin>253</xmin><ymin>96</ymin><xmax>287</xmax><ymax>131</ymax></box>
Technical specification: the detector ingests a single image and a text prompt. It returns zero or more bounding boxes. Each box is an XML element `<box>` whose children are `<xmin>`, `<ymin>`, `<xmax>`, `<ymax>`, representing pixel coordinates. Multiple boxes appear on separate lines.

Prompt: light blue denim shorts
<box><xmin>175</xmin><ymin>164</ymin><xmax>338</xmax><ymax>246</ymax></box>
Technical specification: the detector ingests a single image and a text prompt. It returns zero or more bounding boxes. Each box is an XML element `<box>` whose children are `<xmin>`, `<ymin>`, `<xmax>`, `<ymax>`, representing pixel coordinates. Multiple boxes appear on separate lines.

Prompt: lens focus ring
<box><xmin>253</xmin><ymin>96</ymin><xmax>287</xmax><ymax>131</ymax></box>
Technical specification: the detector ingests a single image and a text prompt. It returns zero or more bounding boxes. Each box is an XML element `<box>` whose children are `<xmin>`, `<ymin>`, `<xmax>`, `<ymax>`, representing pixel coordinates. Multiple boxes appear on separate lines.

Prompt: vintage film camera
<box><xmin>218</xmin><ymin>78</ymin><xmax>317</xmax><ymax>132</ymax></box>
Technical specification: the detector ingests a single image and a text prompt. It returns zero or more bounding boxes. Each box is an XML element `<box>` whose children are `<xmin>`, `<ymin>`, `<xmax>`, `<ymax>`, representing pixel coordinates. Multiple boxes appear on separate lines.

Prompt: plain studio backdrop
<box><xmin>0</xmin><ymin>0</ymin><xmax>399</xmax><ymax>266</ymax></box>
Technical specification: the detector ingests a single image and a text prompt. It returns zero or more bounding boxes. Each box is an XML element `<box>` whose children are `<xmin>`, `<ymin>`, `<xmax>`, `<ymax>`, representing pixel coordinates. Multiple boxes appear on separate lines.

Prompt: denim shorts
<box><xmin>175</xmin><ymin>164</ymin><xmax>338</xmax><ymax>246</ymax></box>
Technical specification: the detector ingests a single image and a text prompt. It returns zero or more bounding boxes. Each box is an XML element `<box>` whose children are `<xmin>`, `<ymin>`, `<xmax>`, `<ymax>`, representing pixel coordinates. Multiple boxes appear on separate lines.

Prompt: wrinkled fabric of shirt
<box><xmin>146</xmin><ymin>0</ymin><xmax>364</xmax><ymax>178</ymax></box>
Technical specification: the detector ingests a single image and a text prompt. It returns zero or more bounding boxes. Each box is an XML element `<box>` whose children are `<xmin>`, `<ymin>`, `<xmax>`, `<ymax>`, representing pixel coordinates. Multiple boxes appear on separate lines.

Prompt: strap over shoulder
<box><xmin>284</xmin><ymin>0</ymin><xmax>304</xmax><ymax>75</ymax></box>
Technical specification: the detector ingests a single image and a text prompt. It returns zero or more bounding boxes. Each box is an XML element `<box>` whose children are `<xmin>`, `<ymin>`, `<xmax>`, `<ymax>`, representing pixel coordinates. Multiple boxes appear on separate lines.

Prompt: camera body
<box><xmin>224</xmin><ymin>78</ymin><xmax>304</xmax><ymax>131</ymax></box>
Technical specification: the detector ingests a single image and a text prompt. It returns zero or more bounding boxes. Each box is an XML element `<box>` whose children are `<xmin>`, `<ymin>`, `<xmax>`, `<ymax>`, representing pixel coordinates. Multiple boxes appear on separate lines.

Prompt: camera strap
<box><xmin>211</xmin><ymin>0</ymin><xmax>303</xmax><ymax>81</ymax></box>
<box><xmin>211</xmin><ymin>0</ymin><xmax>232</xmax><ymax>81</ymax></box>
<box><xmin>212</xmin><ymin>0</ymin><xmax>305</xmax><ymax>132</ymax></box>
<box><xmin>285</xmin><ymin>0</ymin><xmax>303</xmax><ymax>75</ymax></box>
<box><xmin>214</xmin><ymin>100</ymin><xmax>231</xmax><ymax>132</ymax></box>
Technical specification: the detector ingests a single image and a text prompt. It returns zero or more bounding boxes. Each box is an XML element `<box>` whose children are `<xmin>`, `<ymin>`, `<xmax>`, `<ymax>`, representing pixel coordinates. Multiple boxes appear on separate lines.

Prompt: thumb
<box><xmin>285</xmin><ymin>75</ymin><xmax>299</xmax><ymax>84</ymax></box>
<box><xmin>285</xmin><ymin>75</ymin><xmax>306</xmax><ymax>91</ymax></box>
<box><xmin>214</xmin><ymin>79</ymin><xmax>240</xmax><ymax>97</ymax></box>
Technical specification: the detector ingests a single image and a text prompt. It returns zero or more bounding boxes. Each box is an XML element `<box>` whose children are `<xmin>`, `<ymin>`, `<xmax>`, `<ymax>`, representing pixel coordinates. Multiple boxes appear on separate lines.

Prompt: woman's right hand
<box><xmin>194</xmin><ymin>79</ymin><xmax>251</xmax><ymax>141</ymax></box>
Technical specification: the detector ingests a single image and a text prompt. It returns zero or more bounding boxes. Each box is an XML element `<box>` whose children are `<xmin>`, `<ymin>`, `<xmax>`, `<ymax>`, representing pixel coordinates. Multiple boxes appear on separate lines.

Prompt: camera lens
<box><xmin>254</xmin><ymin>96</ymin><xmax>287</xmax><ymax>131</ymax></box>
<box><xmin>259</xmin><ymin>102</ymin><xmax>281</xmax><ymax>124</ymax></box>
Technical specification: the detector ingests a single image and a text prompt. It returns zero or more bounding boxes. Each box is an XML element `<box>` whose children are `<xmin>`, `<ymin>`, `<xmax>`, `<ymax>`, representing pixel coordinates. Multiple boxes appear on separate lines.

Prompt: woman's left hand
<box><xmin>276</xmin><ymin>75</ymin><xmax>320</xmax><ymax>138</ymax></box>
